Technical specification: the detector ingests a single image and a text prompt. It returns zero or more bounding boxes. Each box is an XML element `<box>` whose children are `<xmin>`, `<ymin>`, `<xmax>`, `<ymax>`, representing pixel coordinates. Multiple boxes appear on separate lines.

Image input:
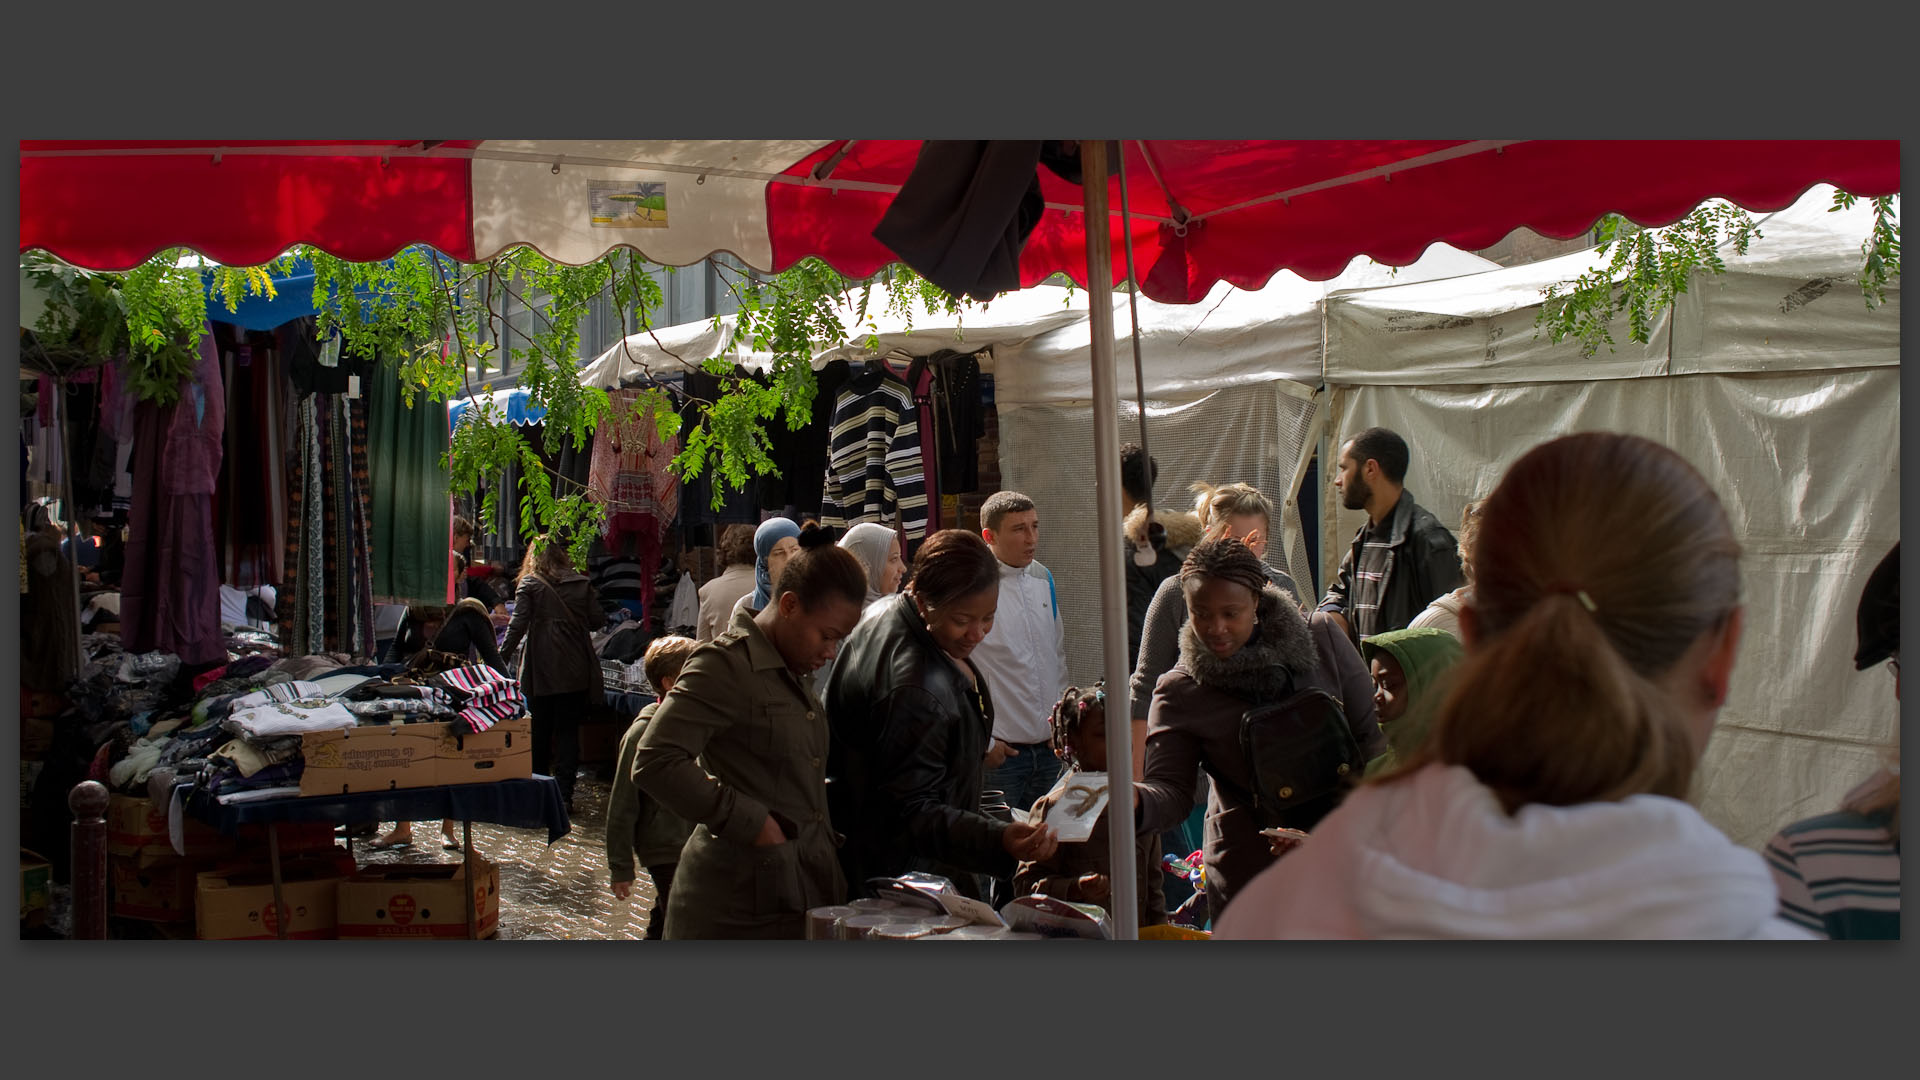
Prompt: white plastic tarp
<box><xmin>1325</xmin><ymin>372</ymin><xmax>1899</xmax><ymax>849</ymax></box>
<box><xmin>992</xmin><ymin>245</ymin><xmax>1498</xmax><ymax>407</ymax></box>
<box><xmin>1670</xmin><ymin>188</ymin><xmax>1901</xmax><ymax>375</ymax></box>
<box><xmin>999</xmin><ymin>382</ymin><xmax>1323</xmax><ymax>686</ymax></box>
<box><xmin>1319</xmin><ymin>186</ymin><xmax>1902</xmax><ymax>851</ymax></box>
<box><xmin>576</xmin><ymin>281</ymin><xmax>1090</xmax><ymax>389</ymax></box>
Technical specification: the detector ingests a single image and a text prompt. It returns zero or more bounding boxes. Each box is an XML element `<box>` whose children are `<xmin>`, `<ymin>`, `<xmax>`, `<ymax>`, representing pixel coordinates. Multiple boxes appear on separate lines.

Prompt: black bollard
<box><xmin>68</xmin><ymin>780</ymin><xmax>110</xmax><ymax>940</ymax></box>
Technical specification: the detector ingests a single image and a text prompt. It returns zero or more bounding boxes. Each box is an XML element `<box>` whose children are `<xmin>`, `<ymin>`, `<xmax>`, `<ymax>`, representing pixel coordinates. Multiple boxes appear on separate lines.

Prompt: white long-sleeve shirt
<box><xmin>968</xmin><ymin>559</ymin><xmax>1068</xmax><ymax>745</ymax></box>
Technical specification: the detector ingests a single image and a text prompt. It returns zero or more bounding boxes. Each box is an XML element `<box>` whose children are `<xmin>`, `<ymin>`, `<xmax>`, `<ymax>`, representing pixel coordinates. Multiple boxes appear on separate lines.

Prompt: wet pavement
<box><xmin>352</xmin><ymin>766</ymin><xmax>655</xmax><ymax>941</ymax></box>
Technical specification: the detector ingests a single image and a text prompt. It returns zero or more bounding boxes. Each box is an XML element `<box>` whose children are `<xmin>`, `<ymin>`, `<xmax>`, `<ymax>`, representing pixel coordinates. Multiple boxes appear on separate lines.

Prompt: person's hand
<box><xmin>1001</xmin><ymin>821</ymin><xmax>1058</xmax><ymax>862</ymax></box>
<box><xmin>985</xmin><ymin>738</ymin><xmax>1018</xmax><ymax>770</ymax></box>
<box><xmin>611</xmin><ymin>880</ymin><xmax>632</xmax><ymax>901</ymax></box>
<box><xmin>1076</xmin><ymin>872</ymin><xmax>1111</xmax><ymax>903</ymax></box>
<box><xmin>753</xmin><ymin>814</ymin><xmax>788</xmax><ymax>847</ymax></box>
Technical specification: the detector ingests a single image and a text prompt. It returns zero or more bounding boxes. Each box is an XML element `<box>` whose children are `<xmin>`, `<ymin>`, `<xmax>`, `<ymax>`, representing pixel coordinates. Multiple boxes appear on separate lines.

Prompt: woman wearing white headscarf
<box><xmin>811</xmin><ymin>523</ymin><xmax>908</xmax><ymax>693</ymax></box>
<box><xmin>838</xmin><ymin>522</ymin><xmax>907</xmax><ymax>620</ymax></box>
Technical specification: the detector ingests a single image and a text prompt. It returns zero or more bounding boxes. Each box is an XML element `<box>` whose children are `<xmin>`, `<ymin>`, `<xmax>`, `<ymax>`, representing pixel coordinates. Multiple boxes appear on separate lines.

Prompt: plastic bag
<box><xmin>1043</xmin><ymin>770</ymin><xmax>1110</xmax><ymax>843</ymax></box>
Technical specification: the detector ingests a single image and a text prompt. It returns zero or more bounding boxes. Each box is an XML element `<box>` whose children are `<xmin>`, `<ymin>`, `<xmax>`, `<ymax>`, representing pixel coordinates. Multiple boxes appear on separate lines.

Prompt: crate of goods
<box><xmin>111</xmin><ymin>851</ymin><xmax>205</xmax><ymax>923</ymax></box>
<box><xmin>336</xmin><ymin>858</ymin><xmax>501</xmax><ymax>940</ymax></box>
<box><xmin>195</xmin><ymin>852</ymin><xmax>357</xmax><ymax>940</ymax></box>
<box><xmin>299</xmin><ymin>722</ymin><xmax>444</xmax><ymax>796</ymax></box>
<box><xmin>21</xmin><ymin>849</ymin><xmax>52</xmax><ymax>926</ymax></box>
<box><xmin>435</xmin><ymin>716</ymin><xmax>532</xmax><ymax>787</ymax></box>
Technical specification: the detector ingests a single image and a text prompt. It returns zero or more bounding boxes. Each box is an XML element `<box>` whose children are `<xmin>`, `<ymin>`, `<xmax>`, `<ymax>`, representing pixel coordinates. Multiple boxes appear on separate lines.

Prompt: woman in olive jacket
<box><xmin>499</xmin><ymin>537</ymin><xmax>605</xmax><ymax>809</ymax></box>
<box><xmin>1137</xmin><ymin>537</ymin><xmax>1385</xmax><ymax>918</ymax></box>
<box><xmin>826</xmin><ymin>529</ymin><xmax>1058</xmax><ymax>900</ymax></box>
<box><xmin>632</xmin><ymin>536</ymin><xmax>870</xmax><ymax>939</ymax></box>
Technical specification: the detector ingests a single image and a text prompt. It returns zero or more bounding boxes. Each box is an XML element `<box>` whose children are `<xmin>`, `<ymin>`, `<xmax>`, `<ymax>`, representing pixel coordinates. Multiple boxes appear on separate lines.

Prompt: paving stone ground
<box><xmin>352</xmin><ymin>765</ymin><xmax>656</xmax><ymax>941</ymax></box>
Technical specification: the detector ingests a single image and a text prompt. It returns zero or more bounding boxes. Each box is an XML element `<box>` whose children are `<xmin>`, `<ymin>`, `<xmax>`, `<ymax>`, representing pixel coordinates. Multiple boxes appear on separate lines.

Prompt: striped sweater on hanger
<box><xmin>820</xmin><ymin>360</ymin><xmax>927</xmax><ymax>540</ymax></box>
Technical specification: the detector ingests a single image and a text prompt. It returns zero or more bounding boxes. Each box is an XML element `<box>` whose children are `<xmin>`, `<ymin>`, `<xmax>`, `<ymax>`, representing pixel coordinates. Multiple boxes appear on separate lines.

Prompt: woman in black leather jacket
<box><xmin>825</xmin><ymin>529</ymin><xmax>1058</xmax><ymax>899</ymax></box>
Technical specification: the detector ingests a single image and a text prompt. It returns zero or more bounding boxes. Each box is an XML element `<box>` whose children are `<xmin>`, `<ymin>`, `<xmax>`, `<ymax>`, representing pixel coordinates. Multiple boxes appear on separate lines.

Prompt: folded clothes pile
<box><xmin>430</xmin><ymin>665</ymin><xmax>530</xmax><ymax>734</ymax></box>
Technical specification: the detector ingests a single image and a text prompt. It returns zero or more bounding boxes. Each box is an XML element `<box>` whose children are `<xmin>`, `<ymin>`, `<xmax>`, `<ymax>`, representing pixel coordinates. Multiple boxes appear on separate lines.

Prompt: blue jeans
<box><xmin>985</xmin><ymin>740</ymin><xmax>1065</xmax><ymax>822</ymax></box>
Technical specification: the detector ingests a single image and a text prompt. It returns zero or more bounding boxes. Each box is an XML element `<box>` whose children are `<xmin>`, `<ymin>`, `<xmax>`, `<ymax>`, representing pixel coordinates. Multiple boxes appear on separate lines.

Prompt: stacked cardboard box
<box><xmin>336</xmin><ymin>858</ymin><xmax>501</xmax><ymax>940</ymax></box>
<box><xmin>300</xmin><ymin>716</ymin><xmax>533</xmax><ymax>796</ymax></box>
<box><xmin>195</xmin><ymin>852</ymin><xmax>359</xmax><ymax>940</ymax></box>
<box><xmin>105</xmin><ymin>793</ymin><xmax>336</xmax><ymax>923</ymax></box>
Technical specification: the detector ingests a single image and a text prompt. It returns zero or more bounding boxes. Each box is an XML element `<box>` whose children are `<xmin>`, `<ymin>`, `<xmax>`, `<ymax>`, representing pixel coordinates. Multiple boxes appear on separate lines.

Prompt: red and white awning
<box><xmin>20</xmin><ymin>139</ymin><xmax>1899</xmax><ymax>304</ymax></box>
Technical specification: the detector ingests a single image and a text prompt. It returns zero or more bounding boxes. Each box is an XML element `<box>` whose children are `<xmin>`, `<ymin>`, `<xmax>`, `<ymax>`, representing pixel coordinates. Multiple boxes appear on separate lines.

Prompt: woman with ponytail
<box><xmin>1216</xmin><ymin>432</ymin><xmax>1812</xmax><ymax>940</ymax></box>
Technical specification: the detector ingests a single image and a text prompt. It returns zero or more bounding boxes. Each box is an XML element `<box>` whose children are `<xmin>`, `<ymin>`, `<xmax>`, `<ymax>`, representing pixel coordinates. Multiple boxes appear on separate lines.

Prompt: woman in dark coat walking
<box><xmin>500</xmin><ymin>536</ymin><xmax>605</xmax><ymax>809</ymax></box>
<box><xmin>826</xmin><ymin>529</ymin><xmax>1058</xmax><ymax>899</ymax></box>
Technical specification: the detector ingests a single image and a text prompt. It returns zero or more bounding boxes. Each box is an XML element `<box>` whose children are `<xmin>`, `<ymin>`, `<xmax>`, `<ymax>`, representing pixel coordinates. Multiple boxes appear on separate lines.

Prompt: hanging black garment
<box><xmin>679</xmin><ymin>367</ymin><xmax>763</xmax><ymax>525</ymax></box>
<box><xmin>758</xmin><ymin>358</ymin><xmax>850</xmax><ymax>516</ymax></box>
<box><xmin>911</xmin><ymin>351</ymin><xmax>984</xmax><ymax>496</ymax></box>
<box><xmin>872</xmin><ymin>141</ymin><xmax>1084</xmax><ymax>302</ymax></box>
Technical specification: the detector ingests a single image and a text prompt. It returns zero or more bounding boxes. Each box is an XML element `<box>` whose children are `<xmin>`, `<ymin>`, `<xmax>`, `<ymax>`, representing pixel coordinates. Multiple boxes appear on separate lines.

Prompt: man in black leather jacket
<box><xmin>825</xmin><ymin>530</ymin><xmax>1057</xmax><ymax>900</ymax></box>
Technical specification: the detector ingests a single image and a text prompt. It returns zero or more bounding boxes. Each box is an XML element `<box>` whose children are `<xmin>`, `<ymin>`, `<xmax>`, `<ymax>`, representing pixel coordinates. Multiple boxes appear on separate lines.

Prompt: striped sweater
<box><xmin>820</xmin><ymin>362</ymin><xmax>927</xmax><ymax>540</ymax></box>
<box><xmin>1764</xmin><ymin>770</ymin><xmax>1901</xmax><ymax>940</ymax></box>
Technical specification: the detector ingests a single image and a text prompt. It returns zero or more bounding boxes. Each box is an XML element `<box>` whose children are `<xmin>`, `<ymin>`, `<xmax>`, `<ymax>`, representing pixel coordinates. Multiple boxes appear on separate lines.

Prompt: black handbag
<box><xmin>1206</xmin><ymin>686</ymin><xmax>1365</xmax><ymax>833</ymax></box>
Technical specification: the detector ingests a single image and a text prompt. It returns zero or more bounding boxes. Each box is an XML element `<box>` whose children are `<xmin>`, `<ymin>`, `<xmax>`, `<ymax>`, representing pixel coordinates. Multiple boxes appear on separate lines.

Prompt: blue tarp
<box><xmin>449</xmin><ymin>387</ymin><xmax>546</xmax><ymax>428</ymax></box>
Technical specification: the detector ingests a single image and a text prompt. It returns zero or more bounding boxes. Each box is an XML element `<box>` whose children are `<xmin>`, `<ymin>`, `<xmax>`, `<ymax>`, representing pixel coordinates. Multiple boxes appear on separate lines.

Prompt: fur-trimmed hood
<box><xmin>1125</xmin><ymin>505</ymin><xmax>1205</xmax><ymax>556</ymax></box>
<box><xmin>453</xmin><ymin>597</ymin><xmax>491</xmax><ymax>618</ymax></box>
<box><xmin>1176</xmin><ymin>582</ymin><xmax>1318</xmax><ymax>703</ymax></box>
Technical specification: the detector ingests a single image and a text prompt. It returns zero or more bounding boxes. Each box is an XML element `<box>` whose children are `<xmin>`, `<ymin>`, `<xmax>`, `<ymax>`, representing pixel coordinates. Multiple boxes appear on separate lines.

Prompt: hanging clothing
<box><xmin>121</xmin><ymin>330</ymin><xmax>227</xmax><ymax>666</ymax></box>
<box><xmin>589</xmin><ymin>388</ymin><xmax>681</xmax><ymax>620</ymax></box>
<box><xmin>211</xmin><ymin>327</ymin><xmax>289</xmax><ymax>588</ymax></box>
<box><xmin>922</xmin><ymin>351</ymin><xmax>985</xmax><ymax>496</ymax></box>
<box><xmin>589</xmin><ymin>388</ymin><xmax>682</xmax><ymax>524</ymax></box>
<box><xmin>366</xmin><ymin>363</ymin><xmax>451</xmax><ymax>603</ymax></box>
<box><xmin>678</xmin><ymin>368</ymin><xmax>765</xmax><ymax>526</ymax></box>
<box><xmin>279</xmin><ymin>393</ymin><xmax>377</xmax><ymax>659</ymax></box>
<box><xmin>820</xmin><ymin>358</ymin><xmax>927</xmax><ymax>540</ymax></box>
<box><xmin>871</xmin><ymin>140</ymin><xmax>1085</xmax><ymax>302</ymax></box>
<box><xmin>759</xmin><ymin>359</ymin><xmax>851</xmax><ymax>517</ymax></box>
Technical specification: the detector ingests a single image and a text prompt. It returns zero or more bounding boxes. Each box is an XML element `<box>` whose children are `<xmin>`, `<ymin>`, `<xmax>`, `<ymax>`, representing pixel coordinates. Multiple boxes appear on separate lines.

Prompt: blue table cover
<box><xmin>187</xmin><ymin>776</ymin><xmax>572</xmax><ymax>845</ymax></box>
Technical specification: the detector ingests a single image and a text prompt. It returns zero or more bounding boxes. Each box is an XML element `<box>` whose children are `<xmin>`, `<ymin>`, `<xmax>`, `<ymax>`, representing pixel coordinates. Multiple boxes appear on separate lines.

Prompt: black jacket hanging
<box><xmin>872</xmin><ymin>141</ymin><xmax>1084</xmax><ymax>302</ymax></box>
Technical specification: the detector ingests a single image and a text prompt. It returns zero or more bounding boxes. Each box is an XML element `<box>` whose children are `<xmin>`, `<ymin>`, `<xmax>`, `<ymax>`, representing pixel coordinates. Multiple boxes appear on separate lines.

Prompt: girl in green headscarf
<box><xmin>1360</xmin><ymin>627</ymin><xmax>1464</xmax><ymax>778</ymax></box>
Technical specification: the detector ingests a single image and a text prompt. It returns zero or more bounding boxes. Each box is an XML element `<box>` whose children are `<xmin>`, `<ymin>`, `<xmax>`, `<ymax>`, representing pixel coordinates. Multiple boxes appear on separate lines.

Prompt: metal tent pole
<box><xmin>1080</xmin><ymin>141</ymin><xmax>1138</xmax><ymax>940</ymax></box>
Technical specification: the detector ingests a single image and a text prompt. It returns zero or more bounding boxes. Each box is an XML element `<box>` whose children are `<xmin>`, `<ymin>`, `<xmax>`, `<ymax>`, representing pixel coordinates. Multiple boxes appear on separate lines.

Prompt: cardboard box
<box><xmin>299</xmin><ymin>723</ymin><xmax>443</xmax><ymax>796</ymax></box>
<box><xmin>110</xmin><ymin>852</ymin><xmax>205</xmax><ymax>923</ymax></box>
<box><xmin>106</xmin><ymin>793</ymin><xmax>337</xmax><ymax>859</ymax></box>
<box><xmin>107</xmin><ymin>793</ymin><xmax>230</xmax><ymax>859</ymax></box>
<box><xmin>336</xmin><ymin>858</ymin><xmax>500</xmax><ymax>940</ymax></box>
<box><xmin>436</xmin><ymin>716</ymin><xmax>532</xmax><ymax>787</ymax></box>
<box><xmin>21</xmin><ymin>849</ymin><xmax>52</xmax><ymax>923</ymax></box>
<box><xmin>195</xmin><ymin>853</ymin><xmax>356</xmax><ymax>940</ymax></box>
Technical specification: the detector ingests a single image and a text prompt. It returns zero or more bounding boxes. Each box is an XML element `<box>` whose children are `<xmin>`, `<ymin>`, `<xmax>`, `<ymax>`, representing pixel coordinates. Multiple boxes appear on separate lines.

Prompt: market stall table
<box><xmin>185</xmin><ymin>776</ymin><xmax>571</xmax><ymax>939</ymax></box>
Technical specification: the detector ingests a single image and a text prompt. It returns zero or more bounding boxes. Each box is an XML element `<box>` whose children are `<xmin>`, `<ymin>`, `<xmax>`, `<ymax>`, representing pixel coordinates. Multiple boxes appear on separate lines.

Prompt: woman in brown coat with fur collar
<box><xmin>1134</xmin><ymin>537</ymin><xmax>1385</xmax><ymax>918</ymax></box>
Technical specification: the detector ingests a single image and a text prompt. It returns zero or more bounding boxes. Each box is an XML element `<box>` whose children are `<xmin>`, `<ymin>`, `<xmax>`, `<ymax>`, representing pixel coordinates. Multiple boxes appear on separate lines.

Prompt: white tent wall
<box><xmin>998</xmin><ymin>382</ymin><xmax>1321</xmax><ymax>688</ymax></box>
<box><xmin>1326</xmin><ymin>372</ymin><xmax>1898</xmax><ymax>848</ymax></box>
<box><xmin>1318</xmin><ymin>186</ymin><xmax>1901</xmax><ymax>850</ymax></box>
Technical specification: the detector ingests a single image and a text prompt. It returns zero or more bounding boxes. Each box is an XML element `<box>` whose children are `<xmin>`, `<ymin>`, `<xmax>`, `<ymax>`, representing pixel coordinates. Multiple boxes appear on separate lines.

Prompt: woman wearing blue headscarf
<box><xmin>732</xmin><ymin>518</ymin><xmax>804</xmax><ymax>624</ymax></box>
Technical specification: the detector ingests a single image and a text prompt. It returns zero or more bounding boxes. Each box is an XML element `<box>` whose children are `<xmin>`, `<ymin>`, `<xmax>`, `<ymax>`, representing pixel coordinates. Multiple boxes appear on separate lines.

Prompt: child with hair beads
<box><xmin>1012</xmin><ymin>683</ymin><xmax>1167</xmax><ymax>930</ymax></box>
<box><xmin>607</xmin><ymin>635</ymin><xmax>700</xmax><ymax>939</ymax></box>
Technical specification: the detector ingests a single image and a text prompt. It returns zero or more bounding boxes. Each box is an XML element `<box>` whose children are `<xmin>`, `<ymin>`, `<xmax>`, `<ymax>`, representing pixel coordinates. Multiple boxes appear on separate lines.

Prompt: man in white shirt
<box><xmin>968</xmin><ymin>491</ymin><xmax>1071</xmax><ymax>857</ymax></box>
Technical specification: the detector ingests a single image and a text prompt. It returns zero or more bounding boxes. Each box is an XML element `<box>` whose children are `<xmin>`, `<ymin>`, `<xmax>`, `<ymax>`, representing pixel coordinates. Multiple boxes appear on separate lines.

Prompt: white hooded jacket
<box><xmin>1214</xmin><ymin>763</ymin><xmax>1812</xmax><ymax>940</ymax></box>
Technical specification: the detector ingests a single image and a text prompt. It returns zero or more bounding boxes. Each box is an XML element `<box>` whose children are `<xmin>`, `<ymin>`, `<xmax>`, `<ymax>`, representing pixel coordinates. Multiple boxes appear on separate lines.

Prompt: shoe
<box><xmin>442</xmin><ymin>832</ymin><xmax>463</xmax><ymax>852</ymax></box>
<box><xmin>369</xmin><ymin>830</ymin><xmax>413</xmax><ymax>850</ymax></box>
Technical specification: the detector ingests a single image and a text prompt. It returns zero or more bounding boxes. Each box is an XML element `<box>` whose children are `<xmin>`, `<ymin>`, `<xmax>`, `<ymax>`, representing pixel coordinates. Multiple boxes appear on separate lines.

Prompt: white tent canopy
<box><xmin>576</xmin><ymin>281</ymin><xmax>1092</xmax><ymax>389</ymax></box>
<box><xmin>1318</xmin><ymin>185</ymin><xmax>1900</xmax><ymax>850</ymax></box>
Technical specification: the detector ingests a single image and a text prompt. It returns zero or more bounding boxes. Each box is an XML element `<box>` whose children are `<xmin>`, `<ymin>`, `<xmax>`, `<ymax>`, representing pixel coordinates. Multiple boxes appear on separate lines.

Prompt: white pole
<box><xmin>1080</xmin><ymin>142</ymin><xmax>1139</xmax><ymax>940</ymax></box>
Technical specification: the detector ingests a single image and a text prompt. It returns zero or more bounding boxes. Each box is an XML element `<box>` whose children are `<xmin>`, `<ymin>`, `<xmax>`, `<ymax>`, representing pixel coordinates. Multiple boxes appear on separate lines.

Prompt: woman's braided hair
<box><xmin>1180</xmin><ymin>535</ymin><xmax>1268</xmax><ymax>598</ymax></box>
<box><xmin>1048</xmin><ymin>682</ymin><xmax>1106</xmax><ymax>771</ymax></box>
